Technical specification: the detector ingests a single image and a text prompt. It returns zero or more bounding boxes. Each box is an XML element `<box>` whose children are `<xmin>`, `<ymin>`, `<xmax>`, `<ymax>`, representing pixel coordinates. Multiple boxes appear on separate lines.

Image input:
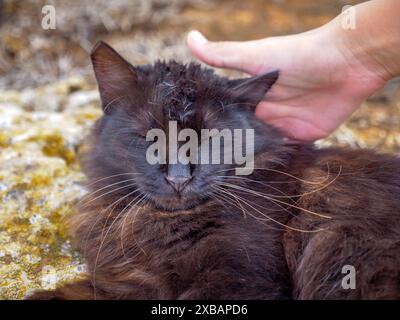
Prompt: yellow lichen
<box><xmin>0</xmin><ymin>78</ymin><xmax>99</xmax><ymax>299</ymax></box>
<box><xmin>39</xmin><ymin>132</ymin><xmax>76</xmax><ymax>165</ymax></box>
<box><xmin>0</xmin><ymin>132</ymin><xmax>10</xmax><ymax>148</ymax></box>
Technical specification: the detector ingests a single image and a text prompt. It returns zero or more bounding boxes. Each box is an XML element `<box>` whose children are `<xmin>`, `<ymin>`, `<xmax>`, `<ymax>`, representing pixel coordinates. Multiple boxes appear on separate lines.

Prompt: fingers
<box><xmin>186</xmin><ymin>30</ymin><xmax>262</xmax><ymax>74</ymax></box>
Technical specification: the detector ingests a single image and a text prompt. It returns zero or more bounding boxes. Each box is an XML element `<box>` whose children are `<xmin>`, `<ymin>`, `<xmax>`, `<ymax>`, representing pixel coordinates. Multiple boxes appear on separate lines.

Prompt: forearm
<box><xmin>327</xmin><ymin>0</ymin><xmax>400</xmax><ymax>81</ymax></box>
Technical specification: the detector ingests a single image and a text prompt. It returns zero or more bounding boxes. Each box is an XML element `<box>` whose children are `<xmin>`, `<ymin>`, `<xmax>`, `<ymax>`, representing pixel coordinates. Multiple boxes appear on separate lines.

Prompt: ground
<box><xmin>0</xmin><ymin>0</ymin><xmax>399</xmax><ymax>299</ymax></box>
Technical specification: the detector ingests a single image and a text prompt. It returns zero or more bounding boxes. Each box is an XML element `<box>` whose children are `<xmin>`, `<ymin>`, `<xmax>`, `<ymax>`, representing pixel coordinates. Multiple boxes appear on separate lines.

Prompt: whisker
<box><xmin>84</xmin><ymin>173</ymin><xmax>141</xmax><ymax>188</ymax></box>
<box><xmin>57</xmin><ymin>173</ymin><xmax>142</xmax><ymax>227</ymax></box>
<box><xmin>73</xmin><ymin>182</ymin><xmax>140</xmax><ymax>234</ymax></box>
<box><xmin>79</xmin><ymin>182</ymin><xmax>139</xmax><ymax>209</ymax></box>
<box><xmin>80</xmin><ymin>178</ymin><xmax>139</xmax><ymax>202</ymax></box>
<box><xmin>98</xmin><ymin>188</ymin><xmax>143</xmax><ymax>241</ymax></box>
<box><xmin>215</xmin><ymin>184</ymin><xmax>299</xmax><ymax>220</ymax></box>
<box><xmin>214</xmin><ymin>167</ymin><xmax>328</xmax><ymax>185</ymax></box>
<box><xmin>213</xmin><ymin>185</ymin><xmax>296</xmax><ymax>232</ymax></box>
<box><xmin>82</xmin><ymin>186</ymin><xmax>142</xmax><ymax>257</ymax></box>
<box><xmin>92</xmin><ymin>191</ymin><xmax>144</xmax><ymax>299</ymax></box>
<box><xmin>120</xmin><ymin>195</ymin><xmax>147</xmax><ymax>260</ymax></box>
<box><xmin>216</xmin><ymin>164</ymin><xmax>340</xmax><ymax>201</ymax></box>
<box><xmin>217</xmin><ymin>181</ymin><xmax>332</xmax><ymax>219</ymax></box>
<box><xmin>212</xmin><ymin>189</ymin><xmax>244</xmax><ymax>216</ymax></box>
<box><xmin>214</xmin><ymin>185</ymin><xmax>324</xmax><ymax>233</ymax></box>
<box><xmin>214</xmin><ymin>183</ymin><xmax>292</xmax><ymax>216</ymax></box>
<box><xmin>216</xmin><ymin>175</ymin><xmax>297</xmax><ymax>200</ymax></box>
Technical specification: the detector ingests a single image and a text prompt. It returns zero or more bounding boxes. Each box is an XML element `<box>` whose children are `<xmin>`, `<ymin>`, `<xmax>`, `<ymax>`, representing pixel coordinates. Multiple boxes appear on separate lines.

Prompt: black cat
<box><xmin>29</xmin><ymin>42</ymin><xmax>400</xmax><ymax>300</ymax></box>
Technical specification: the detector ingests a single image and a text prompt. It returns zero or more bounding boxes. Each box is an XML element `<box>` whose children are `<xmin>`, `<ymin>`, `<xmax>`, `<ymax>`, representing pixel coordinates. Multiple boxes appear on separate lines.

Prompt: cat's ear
<box><xmin>91</xmin><ymin>41</ymin><xmax>139</xmax><ymax>113</ymax></box>
<box><xmin>228</xmin><ymin>70</ymin><xmax>279</xmax><ymax>106</ymax></box>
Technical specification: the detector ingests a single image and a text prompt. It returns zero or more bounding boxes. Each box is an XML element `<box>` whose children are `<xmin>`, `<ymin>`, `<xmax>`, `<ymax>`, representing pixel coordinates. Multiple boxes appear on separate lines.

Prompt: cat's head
<box><xmin>85</xmin><ymin>41</ymin><xmax>285</xmax><ymax>211</ymax></box>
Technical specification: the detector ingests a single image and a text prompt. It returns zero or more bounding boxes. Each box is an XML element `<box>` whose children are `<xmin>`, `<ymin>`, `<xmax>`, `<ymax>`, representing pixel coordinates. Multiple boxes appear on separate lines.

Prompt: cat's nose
<box><xmin>166</xmin><ymin>163</ymin><xmax>192</xmax><ymax>193</ymax></box>
<box><xmin>165</xmin><ymin>175</ymin><xmax>191</xmax><ymax>193</ymax></box>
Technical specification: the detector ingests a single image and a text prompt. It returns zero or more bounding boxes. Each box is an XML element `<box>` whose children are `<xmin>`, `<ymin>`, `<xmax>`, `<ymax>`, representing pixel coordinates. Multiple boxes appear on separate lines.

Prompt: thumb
<box><xmin>187</xmin><ymin>30</ymin><xmax>262</xmax><ymax>74</ymax></box>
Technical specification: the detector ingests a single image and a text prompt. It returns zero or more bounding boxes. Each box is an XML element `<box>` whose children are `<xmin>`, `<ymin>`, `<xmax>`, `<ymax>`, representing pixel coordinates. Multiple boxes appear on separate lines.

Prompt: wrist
<box><xmin>326</xmin><ymin>1</ymin><xmax>400</xmax><ymax>83</ymax></box>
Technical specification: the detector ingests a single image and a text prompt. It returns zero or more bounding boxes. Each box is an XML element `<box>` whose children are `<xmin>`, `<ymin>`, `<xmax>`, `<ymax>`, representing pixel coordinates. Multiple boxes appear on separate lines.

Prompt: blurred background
<box><xmin>0</xmin><ymin>0</ymin><xmax>399</xmax><ymax>299</ymax></box>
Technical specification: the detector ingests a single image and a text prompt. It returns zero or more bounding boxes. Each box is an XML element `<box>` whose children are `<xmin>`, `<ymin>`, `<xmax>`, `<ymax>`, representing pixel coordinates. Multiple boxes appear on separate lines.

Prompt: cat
<box><xmin>28</xmin><ymin>41</ymin><xmax>400</xmax><ymax>300</ymax></box>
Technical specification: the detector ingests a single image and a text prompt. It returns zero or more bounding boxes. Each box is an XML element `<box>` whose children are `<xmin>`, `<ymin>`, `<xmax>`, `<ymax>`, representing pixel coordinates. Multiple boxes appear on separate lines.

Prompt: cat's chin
<box><xmin>148</xmin><ymin>195</ymin><xmax>209</xmax><ymax>212</ymax></box>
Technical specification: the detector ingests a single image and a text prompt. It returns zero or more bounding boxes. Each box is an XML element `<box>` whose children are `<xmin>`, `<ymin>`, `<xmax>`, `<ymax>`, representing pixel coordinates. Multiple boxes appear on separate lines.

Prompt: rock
<box><xmin>0</xmin><ymin>78</ymin><xmax>101</xmax><ymax>299</ymax></box>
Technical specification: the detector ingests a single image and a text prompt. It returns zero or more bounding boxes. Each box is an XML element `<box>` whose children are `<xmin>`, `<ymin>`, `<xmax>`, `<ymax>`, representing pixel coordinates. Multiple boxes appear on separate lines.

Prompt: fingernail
<box><xmin>188</xmin><ymin>30</ymin><xmax>208</xmax><ymax>45</ymax></box>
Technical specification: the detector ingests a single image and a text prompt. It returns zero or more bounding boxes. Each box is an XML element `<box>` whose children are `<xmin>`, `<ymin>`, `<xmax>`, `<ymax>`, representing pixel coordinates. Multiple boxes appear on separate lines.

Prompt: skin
<box><xmin>187</xmin><ymin>0</ymin><xmax>400</xmax><ymax>142</ymax></box>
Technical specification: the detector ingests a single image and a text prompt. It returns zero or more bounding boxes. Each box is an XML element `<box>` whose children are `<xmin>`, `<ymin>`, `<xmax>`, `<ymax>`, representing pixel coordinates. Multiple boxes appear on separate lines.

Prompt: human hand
<box><xmin>187</xmin><ymin>1</ymin><xmax>400</xmax><ymax>141</ymax></box>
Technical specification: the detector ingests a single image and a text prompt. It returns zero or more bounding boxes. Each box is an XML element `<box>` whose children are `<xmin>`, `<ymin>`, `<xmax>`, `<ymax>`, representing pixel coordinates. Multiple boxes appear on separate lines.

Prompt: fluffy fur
<box><xmin>28</xmin><ymin>42</ymin><xmax>400</xmax><ymax>300</ymax></box>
